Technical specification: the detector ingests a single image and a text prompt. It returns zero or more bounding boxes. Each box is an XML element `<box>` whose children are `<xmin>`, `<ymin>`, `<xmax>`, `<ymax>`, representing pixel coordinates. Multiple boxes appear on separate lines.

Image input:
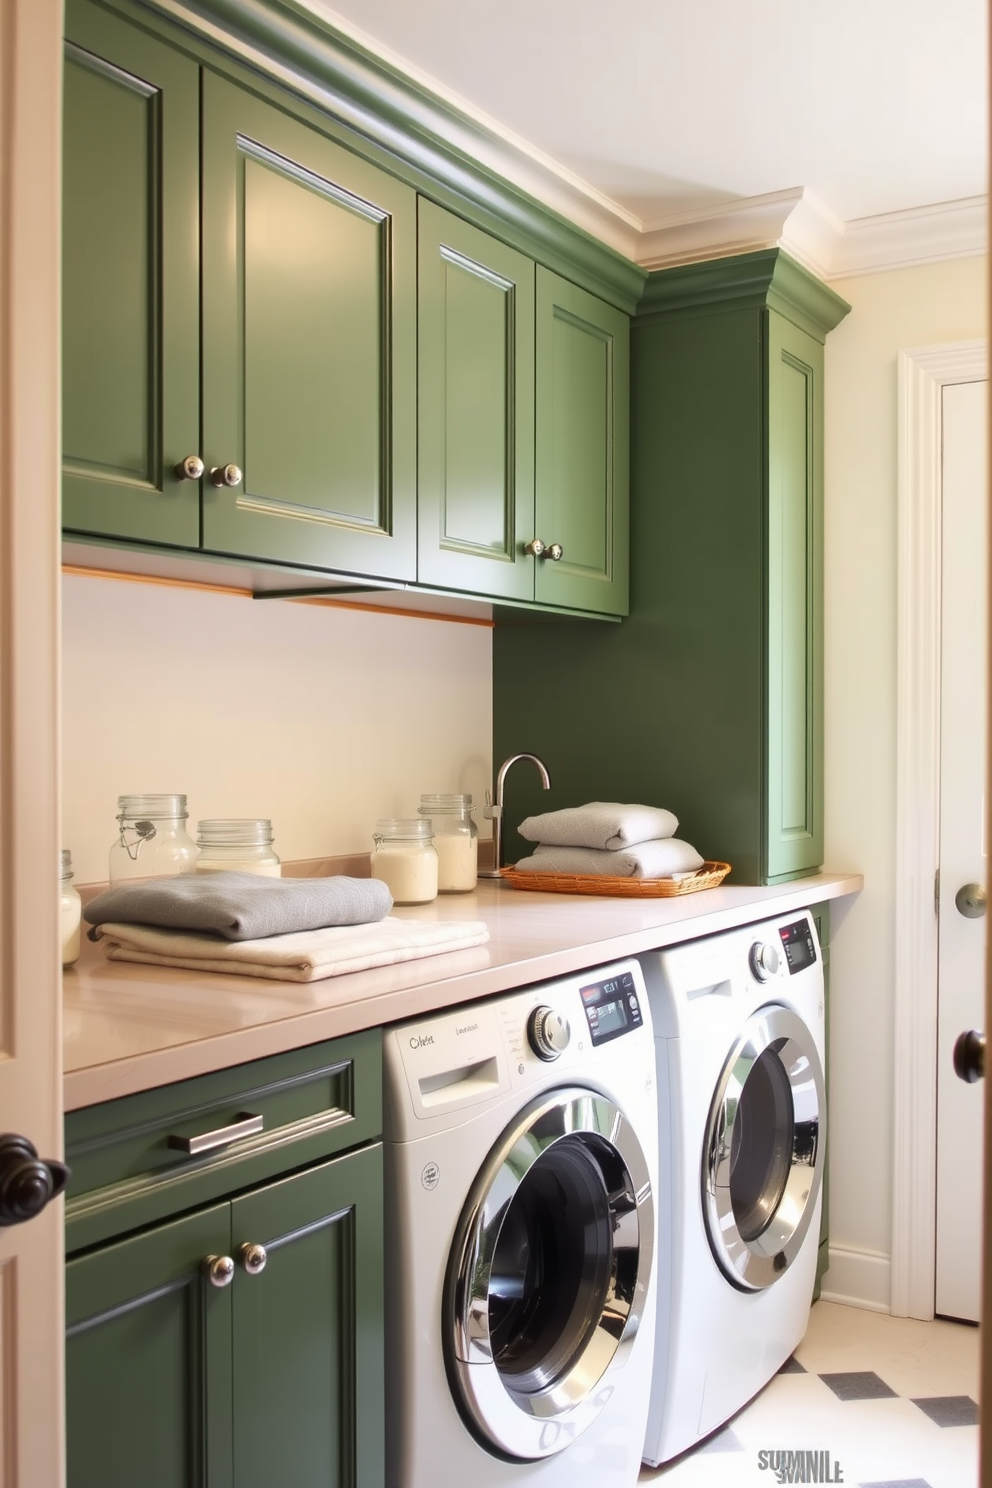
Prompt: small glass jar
<box><xmin>196</xmin><ymin>819</ymin><xmax>281</xmax><ymax>877</ymax></box>
<box><xmin>60</xmin><ymin>849</ymin><xmax>82</xmax><ymax>969</ymax></box>
<box><xmin>418</xmin><ymin>794</ymin><xmax>478</xmax><ymax>893</ymax></box>
<box><xmin>109</xmin><ymin>794</ymin><xmax>199</xmax><ymax>884</ymax></box>
<box><xmin>371</xmin><ymin>819</ymin><xmax>438</xmax><ymax>905</ymax></box>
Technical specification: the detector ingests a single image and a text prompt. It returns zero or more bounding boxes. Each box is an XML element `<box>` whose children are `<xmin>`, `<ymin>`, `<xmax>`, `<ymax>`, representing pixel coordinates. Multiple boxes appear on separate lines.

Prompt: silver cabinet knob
<box><xmin>174</xmin><ymin>455</ymin><xmax>204</xmax><ymax>482</ymax></box>
<box><xmin>210</xmin><ymin>463</ymin><xmax>243</xmax><ymax>488</ymax></box>
<box><xmin>953</xmin><ymin>1029</ymin><xmax>986</xmax><ymax>1083</ymax></box>
<box><xmin>524</xmin><ymin>538</ymin><xmax>546</xmax><ymax>558</ymax></box>
<box><xmin>545</xmin><ymin>543</ymin><xmax>564</xmax><ymax>561</ymax></box>
<box><xmin>527</xmin><ymin>1005</ymin><xmax>571</xmax><ymax>1061</ymax></box>
<box><xmin>955</xmin><ymin>883</ymin><xmax>987</xmax><ymax>918</ymax></box>
<box><xmin>237</xmin><ymin>1241</ymin><xmax>267</xmax><ymax>1276</ymax></box>
<box><xmin>749</xmin><ymin>941</ymin><xmax>780</xmax><ymax>981</ymax></box>
<box><xmin>201</xmin><ymin>1254</ymin><xmax>235</xmax><ymax>1288</ymax></box>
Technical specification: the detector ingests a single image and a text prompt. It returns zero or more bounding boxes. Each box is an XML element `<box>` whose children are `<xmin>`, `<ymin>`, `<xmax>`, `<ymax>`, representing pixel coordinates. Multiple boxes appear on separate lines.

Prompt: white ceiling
<box><xmin>303</xmin><ymin>0</ymin><xmax>988</xmax><ymax>276</ymax></box>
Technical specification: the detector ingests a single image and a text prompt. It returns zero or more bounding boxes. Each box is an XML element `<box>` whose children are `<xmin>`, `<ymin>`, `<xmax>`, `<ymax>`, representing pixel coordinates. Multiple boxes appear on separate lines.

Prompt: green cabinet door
<box><xmin>534</xmin><ymin>268</ymin><xmax>629</xmax><ymax>616</ymax></box>
<box><xmin>66</xmin><ymin>1204</ymin><xmax>234</xmax><ymax>1488</ymax></box>
<box><xmin>200</xmin><ymin>74</ymin><xmax>417</xmax><ymax>579</ymax></box>
<box><xmin>417</xmin><ymin>200</ymin><xmax>535</xmax><ymax>600</ymax></box>
<box><xmin>62</xmin><ymin>0</ymin><xmax>201</xmax><ymax>547</ymax></box>
<box><xmin>765</xmin><ymin>312</ymin><xmax>824</xmax><ymax>881</ymax></box>
<box><xmin>230</xmin><ymin>1144</ymin><xmax>384</xmax><ymax>1488</ymax></box>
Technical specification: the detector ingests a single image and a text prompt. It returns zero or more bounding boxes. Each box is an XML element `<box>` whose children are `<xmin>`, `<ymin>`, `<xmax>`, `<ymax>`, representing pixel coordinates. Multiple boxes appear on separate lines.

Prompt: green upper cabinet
<box><xmin>62</xmin><ymin>0</ymin><xmax>200</xmax><ymax>547</ymax></box>
<box><xmin>534</xmin><ymin>268</ymin><xmax>630</xmax><ymax>616</ymax></box>
<box><xmin>200</xmin><ymin>76</ymin><xmax>416</xmax><ymax>579</ymax></box>
<box><xmin>417</xmin><ymin>201</ymin><xmax>535</xmax><ymax>600</ymax></box>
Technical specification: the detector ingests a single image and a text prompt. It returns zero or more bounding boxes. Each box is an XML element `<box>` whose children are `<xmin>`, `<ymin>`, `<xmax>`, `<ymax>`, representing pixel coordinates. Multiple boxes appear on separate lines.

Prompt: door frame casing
<box><xmin>891</xmin><ymin>338</ymin><xmax>987</xmax><ymax>1319</ymax></box>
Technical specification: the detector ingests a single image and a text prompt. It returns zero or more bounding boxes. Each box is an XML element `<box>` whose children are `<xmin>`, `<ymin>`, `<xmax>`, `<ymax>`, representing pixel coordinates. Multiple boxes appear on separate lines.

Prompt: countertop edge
<box><xmin>63</xmin><ymin>871</ymin><xmax>862</xmax><ymax>1110</ymax></box>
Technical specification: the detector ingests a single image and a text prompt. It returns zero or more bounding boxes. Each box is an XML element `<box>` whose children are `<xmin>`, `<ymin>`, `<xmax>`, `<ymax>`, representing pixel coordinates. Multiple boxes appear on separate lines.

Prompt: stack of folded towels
<box><xmin>512</xmin><ymin>802</ymin><xmax>704</xmax><ymax>879</ymax></box>
<box><xmin>84</xmin><ymin>872</ymin><xmax>488</xmax><ymax>983</ymax></box>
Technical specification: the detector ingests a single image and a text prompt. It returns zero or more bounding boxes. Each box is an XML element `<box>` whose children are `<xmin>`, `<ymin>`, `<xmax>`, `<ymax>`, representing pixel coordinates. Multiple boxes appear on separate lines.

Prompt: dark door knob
<box><xmin>0</xmin><ymin>1134</ymin><xmax>71</xmax><ymax>1226</ymax></box>
<box><xmin>953</xmin><ymin>1029</ymin><xmax>986</xmax><ymax>1084</ymax></box>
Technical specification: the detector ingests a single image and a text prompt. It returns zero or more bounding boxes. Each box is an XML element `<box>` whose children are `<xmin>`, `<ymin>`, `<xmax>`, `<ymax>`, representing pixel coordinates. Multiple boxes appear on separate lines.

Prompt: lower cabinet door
<box><xmin>65</xmin><ymin>1204</ymin><xmax>234</xmax><ymax>1488</ymax></box>
<box><xmin>230</xmin><ymin>1143</ymin><xmax>384</xmax><ymax>1488</ymax></box>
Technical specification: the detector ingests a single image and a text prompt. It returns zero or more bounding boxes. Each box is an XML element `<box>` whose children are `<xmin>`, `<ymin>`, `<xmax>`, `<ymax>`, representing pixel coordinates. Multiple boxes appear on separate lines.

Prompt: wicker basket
<box><xmin>499</xmin><ymin>861</ymin><xmax>732</xmax><ymax>898</ymax></box>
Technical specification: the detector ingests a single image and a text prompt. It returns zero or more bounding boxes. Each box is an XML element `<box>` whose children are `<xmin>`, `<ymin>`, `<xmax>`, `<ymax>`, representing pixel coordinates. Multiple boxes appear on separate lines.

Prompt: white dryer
<box><xmin>639</xmin><ymin>910</ymin><xmax>826</xmax><ymax>1467</ymax></box>
<box><xmin>383</xmin><ymin>960</ymin><xmax>659</xmax><ymax>1488</ymax></box>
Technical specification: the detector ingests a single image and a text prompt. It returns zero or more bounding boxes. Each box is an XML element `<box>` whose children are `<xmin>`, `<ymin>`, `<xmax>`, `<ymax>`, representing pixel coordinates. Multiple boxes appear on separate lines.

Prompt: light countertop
<box><xmin>63</xmin><ymin>871</ymin><xmax>863</xmax><ymax>1110</ymax></box>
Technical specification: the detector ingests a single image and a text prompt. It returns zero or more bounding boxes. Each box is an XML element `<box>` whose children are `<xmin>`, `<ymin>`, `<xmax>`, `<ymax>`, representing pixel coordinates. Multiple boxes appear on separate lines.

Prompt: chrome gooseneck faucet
<box><xmin>478</xmin><ymin>753</ymin><xmax>551</xmax><ymax>877</ymax></box>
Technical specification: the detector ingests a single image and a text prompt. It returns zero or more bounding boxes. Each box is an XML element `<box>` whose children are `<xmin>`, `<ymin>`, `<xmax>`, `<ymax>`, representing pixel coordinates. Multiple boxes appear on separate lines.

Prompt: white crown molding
<box><xmin>299</xmin><ymin>1</ymin><xmax>987</xmax><ymax>282</ymax></box>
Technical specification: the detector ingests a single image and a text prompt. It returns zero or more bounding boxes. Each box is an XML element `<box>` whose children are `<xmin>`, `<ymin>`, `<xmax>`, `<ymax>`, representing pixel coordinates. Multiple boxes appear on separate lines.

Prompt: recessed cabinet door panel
<box><xmin>765</xmin><ymin>311</ymin><xmax>823</xmax><ymax>880</ymax></box>
<box><xmin>201</xmin><ymin>75</ymin><xmax>416</xmax><ymax>579</ymax></box>
<box><xmin>418</xmin><ymin>200</ymin><xmax>535</xmax><ymax>598</ymax></box>
<box><xmin>65</xmin><ymin>1205</ymin><xmax>234</xmax><ymax>1488</ymax></box>
<box><xmin>535</xmin><ymin>268</ymin><xmax>629</xmax><ymax>615</ymax></box>
<box><xmin>231</xmin><ymin>1145</ymin><xmax>384</xmax><ymax>1488</ymax></box>
<box><xmin>62</xmin><ymin>0</ymin><xmax>200</xmax><ymax>546</ymax></box>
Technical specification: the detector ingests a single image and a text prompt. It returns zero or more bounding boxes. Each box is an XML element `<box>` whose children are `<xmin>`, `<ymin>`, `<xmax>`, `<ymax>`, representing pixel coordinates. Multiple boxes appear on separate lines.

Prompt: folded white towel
<box><xmin>513</xmin><ymin>838</ymin><xmax>704</xmax><ymax>879</ymax></box>
<box><xmin>517</xmin><ymin>802</ymin><xmax>678</xmax><ymax>851</ymax></box>
<box><xmin>92</xmin><ymin>916</ymin><xmax>489</xmax><ymax>982</ymax></box>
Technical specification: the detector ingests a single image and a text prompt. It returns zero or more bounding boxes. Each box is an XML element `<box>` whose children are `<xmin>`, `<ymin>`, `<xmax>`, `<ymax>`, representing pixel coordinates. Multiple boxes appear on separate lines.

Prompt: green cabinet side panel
<box><xmin>62</xmin><ymin>0</ymin><xmax>200</xmax><ymax>546</ymax></box>
<box><xmin>231</xmin><ymin>1144</ymin><xmax>384</xmax><ymax>1488</ymax></box>
<box><xmin>66</xmin><ymin>1204</ymin><xmax>234</xmax><ymax>1488</ymax></box>
<box><xmin>534</xmin><ymin>268</ymin><xmax>629</xmax><ymax>616</ymax></box>
<box><xmin>765</xmin><ymin>311</ymin><xmax>824</xmax><ymax>880</ymax></box>
<box><xmin>807</xmin><ymin>901</ymin><xmax>831</xmax><ymax>1297</ymax></box>
<box><xmin>493</xmin><ymin>307</ymin><xmax>764</xmax><ymax>872</ymax></box>
<box><xmin>200</xmin><ymin>72</ymin><xmax>417</xmax><ymax>578</ymax></box>
<box><xmin>417</xmin><ymin>200</ymin><xmax>535</xmax><ymax>600</ymax></box>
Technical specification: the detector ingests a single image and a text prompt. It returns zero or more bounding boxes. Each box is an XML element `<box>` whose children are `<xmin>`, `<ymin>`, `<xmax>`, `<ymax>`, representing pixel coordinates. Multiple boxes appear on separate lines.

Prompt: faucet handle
<box><xmin>483</xmin><ymin>789</ymin><xmax>501</xmax><ymax>822</ymax></box>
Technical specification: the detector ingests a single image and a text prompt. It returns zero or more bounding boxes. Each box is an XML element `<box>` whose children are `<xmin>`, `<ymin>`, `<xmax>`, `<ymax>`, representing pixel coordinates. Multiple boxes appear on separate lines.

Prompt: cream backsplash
<box><xmin>61</xmin><ymin>573</ymin><xmax>493</xmax><ymax>883</ymax></box>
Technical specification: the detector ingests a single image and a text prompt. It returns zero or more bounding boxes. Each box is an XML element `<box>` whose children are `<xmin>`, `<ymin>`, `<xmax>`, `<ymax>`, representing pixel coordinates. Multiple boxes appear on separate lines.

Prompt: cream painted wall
<box><xmin>822</xmin><ymin>254</ymin><xmax>987</xmax><ymax>1309</ymax></box>
<box><xmin>62</xmin><ymin>574</ymin><xmax>493</xmax><ymax>883</ymax></box>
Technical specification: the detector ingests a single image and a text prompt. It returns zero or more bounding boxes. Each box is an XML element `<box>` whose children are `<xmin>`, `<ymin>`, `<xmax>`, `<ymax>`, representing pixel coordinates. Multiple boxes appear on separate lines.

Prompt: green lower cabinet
<box><xmin>66</xmin><ymin>1204</ymin><xmax>234</xmax><ymax>1488</ymax></box>
<box><xmin>417</xmin><ymin>200</ymin><xmax>536</xmax><ymax>600</ymax></box>
<box><xmin>534</xmin><ymin>268</ymin><xmax>630</xmax><ymax>616</ymax></box>
<box><xmin>66</xmin><ymin>1145</ymin><xmax>384</xmax><ymax>1488</ymax></box>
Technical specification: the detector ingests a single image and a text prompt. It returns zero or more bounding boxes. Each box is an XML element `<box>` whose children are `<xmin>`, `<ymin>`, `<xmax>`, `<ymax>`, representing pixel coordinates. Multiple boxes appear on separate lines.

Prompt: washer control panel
<box><xmin>580</xmin><ymin>969</ymin><xmax>645</xmax><ymax>1048</ymax></box>
<box><xmin>778</xmin><ymin>917</ymin><xmax>818</xmax><ymax>974</ymax></box>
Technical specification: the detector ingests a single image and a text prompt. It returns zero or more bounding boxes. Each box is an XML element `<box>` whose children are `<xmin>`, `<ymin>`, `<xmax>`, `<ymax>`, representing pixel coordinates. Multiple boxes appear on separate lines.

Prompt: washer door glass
<box><xmin>445</xmin><ymin>1086</ymin><xmax>654</xmax><ymax>1461</ymax></box>
<box><xmin>703</xmin><ymin>1004</ymin><xmax>824</xmax><ymax>1291</ymax></box>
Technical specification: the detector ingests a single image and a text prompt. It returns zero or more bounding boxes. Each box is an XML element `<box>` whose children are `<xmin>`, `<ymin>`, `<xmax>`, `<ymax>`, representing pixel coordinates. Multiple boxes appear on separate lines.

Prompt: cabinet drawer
<box><xmin>65</xmin><ymin>1027</ymin><xmax>381</xmax><ymax>1253</ymax></box>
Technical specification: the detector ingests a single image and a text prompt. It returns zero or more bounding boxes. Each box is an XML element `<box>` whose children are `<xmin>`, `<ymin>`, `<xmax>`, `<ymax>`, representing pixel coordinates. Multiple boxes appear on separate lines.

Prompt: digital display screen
<box><xmin>580</xmin><ymin>971</ymin><xmax>644</xmax><ymax>1046</ymax></box>
<box><xmin>779</xmin><ymin>918</ymin><xmax>817</xmax><ymax>974</ymax></box>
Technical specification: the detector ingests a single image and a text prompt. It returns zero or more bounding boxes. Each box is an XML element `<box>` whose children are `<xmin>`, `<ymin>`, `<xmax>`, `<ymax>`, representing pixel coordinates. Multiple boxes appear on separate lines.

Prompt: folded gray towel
<box><xmin>513</xmin><ymin>839</ymin><xmax>704</xmax><ymax>879</ymax></box>
<box><xmin>84</xmin><ymin>871</ymin><xmax>393</xmax><ymax>941</ymax></box>
<box><xmin>517</xmin><ymin>801</ymin><xmax>678</xmax><ymax>851</ymax></box>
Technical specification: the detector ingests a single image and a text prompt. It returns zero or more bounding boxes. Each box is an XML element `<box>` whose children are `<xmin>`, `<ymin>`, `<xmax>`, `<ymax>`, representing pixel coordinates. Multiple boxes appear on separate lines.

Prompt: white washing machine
<box><xmin>383</xmin><ymin>960</ymin><xmax>659</xmax><ymax>1488</ymax></box>
<box><xmin>639</xmin><ymin>910</ymin><xmax>826</xmax><ymax>1467</ymax></box>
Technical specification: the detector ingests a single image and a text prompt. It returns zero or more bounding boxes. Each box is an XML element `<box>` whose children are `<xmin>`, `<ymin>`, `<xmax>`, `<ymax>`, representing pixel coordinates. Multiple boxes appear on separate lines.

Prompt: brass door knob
<box><xmin>523</xmin><ymin>538</ymin><xmax>546</xmax><ymax>558</ymax></box>
<box><xmin>201</xmin><ymin>1254</ymin><xmax>235</xmax><ymax>1288</ymax></box>
<box><xmin>545</xmin><ymin>543</ymin><xmax>564</xmax><ymax>561</ymax></box>
<box><xmin>237</xmin><ymin>1241</ymin><xmax>267</xmax><ymax>1276</ymax></box>
<box><xmin>173</xmin><ymin>455</ymin><xmax>204</xmax><ymax>482</ymax></box>
<box><xmin>210</xmin><ymin>463</ymin><xmax>243</xmax><ymax>488</ymax></box>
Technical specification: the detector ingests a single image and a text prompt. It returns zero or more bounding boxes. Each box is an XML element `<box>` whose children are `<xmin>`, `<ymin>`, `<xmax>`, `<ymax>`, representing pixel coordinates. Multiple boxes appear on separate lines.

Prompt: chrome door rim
<box><xmin>443</xmin><ymin>1085</ymin><xmax>654</xmax><ymax>1460</ymax></box>
<box><xmin>702</xmin><ymin>1004</ymin><xmax>825</xmax><ymax>1292</ymax></box>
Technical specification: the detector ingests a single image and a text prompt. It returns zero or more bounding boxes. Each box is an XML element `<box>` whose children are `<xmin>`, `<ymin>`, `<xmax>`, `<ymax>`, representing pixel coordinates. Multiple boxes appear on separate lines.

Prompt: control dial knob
<box><xmin>527</xmin><ymin>1005</ymin><xmax>571</xmax><ymax>1061</ymax></box>
<box><xmin>749</xmin><ymin>941</ymin><xmax>781</xmax><ymax>981</ymax></box>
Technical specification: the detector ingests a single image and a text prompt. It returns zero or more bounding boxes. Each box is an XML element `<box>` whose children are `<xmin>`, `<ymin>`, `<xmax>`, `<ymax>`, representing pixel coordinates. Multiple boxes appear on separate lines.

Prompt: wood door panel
<box><xmin>417</xmin><ymin>200</ymin><xmax>534</xmax><ymax>599</ymax></box>
<box><xmin>535</xmin><ymin>268</ymin><xmax>628</xmax><ymax>615</ymax></box>
<box><xmin>231</xmin><ymin>1145</ymin><xmax>384</xmax><ymax>1488</ymax></box>
<box><xmin>62</xmin><ymin>0</ymin><xmax>200</xmax><ymax>546</ymax></box>
<box><xmin>65</xmin><ymin>1206</ymin><xmax>234</xmax><ymax>1488</ymax></box>
<box><xmin>201</xmin><ymin>75</ymin><xmax>416</xmax><ymax>579</ymax></box>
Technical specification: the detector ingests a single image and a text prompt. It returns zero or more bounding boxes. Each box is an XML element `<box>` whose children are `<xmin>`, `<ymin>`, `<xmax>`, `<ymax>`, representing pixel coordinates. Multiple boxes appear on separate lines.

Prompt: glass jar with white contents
<box><xmin>418</xmin><ymin>794</ymin><xmax>478</xmax><ymax>893</ymax></box>
<box><xmin>60</xmin><ymin>849</ymin><xmax>82</xmax><ymax>969</ymax></box>
<box><xmin>371</xmin><ymin>819</ymin><xmax>438</xmax><ymax>905</ymax></box>
<box><xmin>196</xmin><ymin>820</ymin><xmax>281</xmax><ymax>877</ymax></box>
<box><xmin>109</xmin><ymin>794</ymin><xmax>199</xmax><ymax>884</ymax></box>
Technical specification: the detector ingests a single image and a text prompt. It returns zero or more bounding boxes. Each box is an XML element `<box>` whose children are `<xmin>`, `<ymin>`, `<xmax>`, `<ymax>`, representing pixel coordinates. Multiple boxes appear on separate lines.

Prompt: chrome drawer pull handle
<box><xmin>167</xmin><ymin>1111</ymin><xmax>264</xmax><ymax>1156</ymax></box>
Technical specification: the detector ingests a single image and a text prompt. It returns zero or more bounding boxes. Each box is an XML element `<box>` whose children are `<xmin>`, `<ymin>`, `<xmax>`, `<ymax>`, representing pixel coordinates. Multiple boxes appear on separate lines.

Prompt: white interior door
<box><xmin>935</xmin><ymin>377</ymin><xmax>988</xmax><ymax>1322</ymax></box>
<box><xmin>0</xmin><ymin>1</ymin><xmax>66</xmax><ymax>1483</ymax></box>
